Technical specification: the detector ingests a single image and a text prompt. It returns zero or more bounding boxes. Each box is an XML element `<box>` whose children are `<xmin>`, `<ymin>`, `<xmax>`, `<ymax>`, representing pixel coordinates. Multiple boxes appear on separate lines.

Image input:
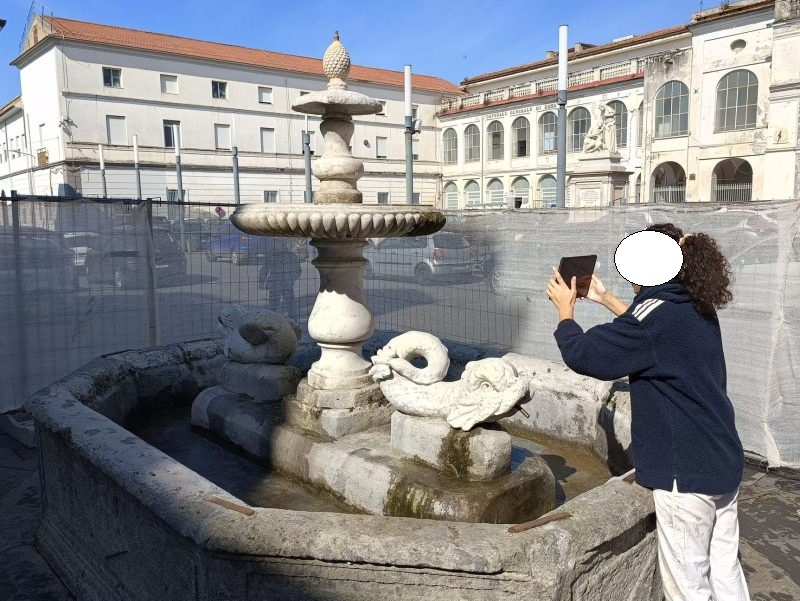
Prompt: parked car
<box><xmin>63</xmin><ymin>231</ymin><xmax>102</xmax><ymax>274</ymax></box>
<box><xmin>481</xmin><ymin>232</ymin><xmax>610</xmax><ymax>297</ymax></box>
<box><xmin>205</xmin><ymin>221</ymin><xmax>272</xmax><ymax>265</ymax></box>
<box><xmin>85</xmin><ymin>226</ymin><xmax>186</xmax><ymax>289</ymax></box>
<box><xmin>0</xmin><ymin>226</ymin><xmax>78</xmax><ymax>295</ymax></box>
<box><xmin>169</xmin><ymin>218</ymin><xmax>211</xmax><ymax>253</ymax></box>
<box><xmin>363</xmin><ymin>232</ymin><xmax>474</xmax><ymax>285</ymax></box>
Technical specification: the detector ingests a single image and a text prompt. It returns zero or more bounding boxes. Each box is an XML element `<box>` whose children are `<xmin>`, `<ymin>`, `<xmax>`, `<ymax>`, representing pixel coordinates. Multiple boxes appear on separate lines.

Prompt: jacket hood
<box><xmin>634</xmin><ymin>279</ymin><xmax>692</xmax><ymax>305</ymax></box>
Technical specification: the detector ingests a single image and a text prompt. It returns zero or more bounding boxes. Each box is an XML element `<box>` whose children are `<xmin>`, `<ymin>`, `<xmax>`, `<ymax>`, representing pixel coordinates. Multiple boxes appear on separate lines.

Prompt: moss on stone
<box><xmin>437</xmin><ymin>428</ymin><xmax>478</xmax><ymax>480</ymax></box>
<box><xmin>385</xmin><ymin>477</ymin><xmax>437</xmax><ymax>518</ymax></box>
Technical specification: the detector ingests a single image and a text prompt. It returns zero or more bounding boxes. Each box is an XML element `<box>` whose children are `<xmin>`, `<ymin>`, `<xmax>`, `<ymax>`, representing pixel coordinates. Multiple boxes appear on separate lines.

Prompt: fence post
<box><xmin>11</xmin><ymin>200</ymin><xmax>29</xmax><ymax>402</ymax></box>
<box><xmin>144</xmin><ymin>199</ymin><xmax>161</xmax><ymax>347</ymax></box>
<box><xmin>232</xmin><ymin>146</ymin><xmax>241</xmax><ymax>206</ymax></box>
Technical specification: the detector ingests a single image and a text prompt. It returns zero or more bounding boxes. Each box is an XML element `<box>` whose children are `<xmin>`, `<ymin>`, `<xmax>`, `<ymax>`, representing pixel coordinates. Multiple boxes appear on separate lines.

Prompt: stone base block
<box><xmin>191</xmin><ymin>386</ymin><xmax>283</xmax><ymax>459</ymax></box>
<box><xmin>294</xmin><ymin>378</ymin><xmax>385</xmax><ymax>409</ymax></box>
<box><xmin>391</xmin><ymin>413</ymin><xmax>511</xmax><ymax>481</ymax></box>
<box><xmin>220</xmin><ymin>361</ymin><xmax>301</xmax><ymax>401</ymax></box>
<box><xmin>283</xmin><ymin>396</ymin><xmax>393</xmax><ymax>439</ymax></box>
<box><xmin>281</xmin><ymin>379</ymin><xmax>392</xmax><ymax>439</ymax></box>
<box><xmin>271</xmin><ymin>424</ymin><xmax>555</xmax><ymax>523</ymax></box>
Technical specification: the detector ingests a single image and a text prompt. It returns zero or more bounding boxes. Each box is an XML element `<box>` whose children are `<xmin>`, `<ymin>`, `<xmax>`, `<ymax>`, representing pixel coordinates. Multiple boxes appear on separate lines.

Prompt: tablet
<box><xmin>558</xmin><ymin>254</ymin><xmax>597</xmax><ymax>298</ymax></box>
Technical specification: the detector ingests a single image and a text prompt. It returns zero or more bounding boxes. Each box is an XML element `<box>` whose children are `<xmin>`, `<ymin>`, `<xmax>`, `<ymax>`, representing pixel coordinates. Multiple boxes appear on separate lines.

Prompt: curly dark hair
<box><xmin>646</xmin><ymin>223</ymin><xmax>733</xmax><ymax>315</ymax></box>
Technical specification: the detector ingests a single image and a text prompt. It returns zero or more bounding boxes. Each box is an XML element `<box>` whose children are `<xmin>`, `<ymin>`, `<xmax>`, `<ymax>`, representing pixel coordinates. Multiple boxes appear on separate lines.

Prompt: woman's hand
<box><xmin>547</xmin><ymin>267</ymin><xmax>576</xmax><ymax>322</ymax></box>
<box><xmin>585</xmin><ymin>275</ymin><xmax>607</xmax><ymax>304</ymax></box>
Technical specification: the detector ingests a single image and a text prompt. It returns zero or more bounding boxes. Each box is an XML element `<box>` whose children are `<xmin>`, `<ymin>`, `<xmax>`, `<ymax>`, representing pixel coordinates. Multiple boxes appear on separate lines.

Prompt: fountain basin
<box><xmin>26</xmin><ymin>336</ymin><xmax>660</xmax><ymax>601</ymax></box>
<box><xmin>230</xmin><ymin>203</ymin><xmax>446</xmax><ymax>239</ymax></box>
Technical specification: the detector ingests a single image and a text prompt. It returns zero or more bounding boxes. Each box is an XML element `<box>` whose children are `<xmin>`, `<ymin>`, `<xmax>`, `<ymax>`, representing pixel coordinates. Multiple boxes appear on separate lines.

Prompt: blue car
<box><xmin>205</xmin><ymin>221</ymin><xmax>271</xmax><ymax>265</ymax></box>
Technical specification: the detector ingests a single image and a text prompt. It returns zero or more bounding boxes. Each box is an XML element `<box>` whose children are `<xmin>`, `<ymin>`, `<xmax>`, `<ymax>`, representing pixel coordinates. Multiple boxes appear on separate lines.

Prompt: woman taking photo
<box><xmin>546</xmin><ymin>223</ymin><xmax>749</xmax><ymax>601</ymax></box>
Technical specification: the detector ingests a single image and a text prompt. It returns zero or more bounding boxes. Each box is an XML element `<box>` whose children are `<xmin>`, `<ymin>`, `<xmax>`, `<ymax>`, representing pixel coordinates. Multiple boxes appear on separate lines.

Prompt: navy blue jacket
<box><xmin>553</xmin><ymin>281</ymin><xmax>744</xmax><ymax>495</ymax></box>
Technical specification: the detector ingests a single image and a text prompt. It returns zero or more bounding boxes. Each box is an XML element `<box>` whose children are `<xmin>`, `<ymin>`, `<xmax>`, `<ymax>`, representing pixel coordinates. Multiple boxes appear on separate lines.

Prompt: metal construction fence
<box><xmin>1</xmin><ymin>196</ymin><xmax>798</xmax><ymax>467</ymax></box>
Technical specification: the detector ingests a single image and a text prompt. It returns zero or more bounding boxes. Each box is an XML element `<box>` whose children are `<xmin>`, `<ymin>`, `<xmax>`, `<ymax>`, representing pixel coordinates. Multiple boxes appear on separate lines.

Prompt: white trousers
<box><xmin>653</xmin><ymin>481</ymin><xmax>750</xmax><ymax>601</ymax></box>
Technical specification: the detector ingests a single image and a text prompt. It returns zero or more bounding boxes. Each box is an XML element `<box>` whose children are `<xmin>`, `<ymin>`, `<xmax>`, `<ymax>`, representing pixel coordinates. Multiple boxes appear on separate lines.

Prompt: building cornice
<box><xmin>438</xmin><ymin>73</ymin><xmax>643</xmax><ymax>119</ymax></box>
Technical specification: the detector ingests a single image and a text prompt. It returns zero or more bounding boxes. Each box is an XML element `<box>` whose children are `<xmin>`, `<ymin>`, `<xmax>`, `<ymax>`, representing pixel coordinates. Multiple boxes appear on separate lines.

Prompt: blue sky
<box><xmin>1</xmin><ymin>0</ymin><xmax>722</xmax><ymax>102</ymax></box>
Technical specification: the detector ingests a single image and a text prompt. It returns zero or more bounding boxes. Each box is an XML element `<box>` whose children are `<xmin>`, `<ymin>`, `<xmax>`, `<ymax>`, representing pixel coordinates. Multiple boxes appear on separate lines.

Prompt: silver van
<box><xmin>364</xmin><ymin>232</ymin><xmax>474</xmax><ymax>285</ymax></box>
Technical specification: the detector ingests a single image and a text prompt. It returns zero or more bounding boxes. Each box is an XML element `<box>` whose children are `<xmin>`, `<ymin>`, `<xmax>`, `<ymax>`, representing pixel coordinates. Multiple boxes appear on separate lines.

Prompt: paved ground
<box><xmin>0</xmin><ymin>429</ymin><xmax>797</xmax><ymax>600</ymax></box>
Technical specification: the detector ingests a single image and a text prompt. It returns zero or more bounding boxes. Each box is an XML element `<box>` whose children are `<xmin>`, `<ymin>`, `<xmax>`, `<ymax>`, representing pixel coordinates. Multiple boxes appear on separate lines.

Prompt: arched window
<box><xmin>511</xmin><ymin>177</ymin><xmax>529</xmax><ymax>207</ymax></box>
<box><xmin>442</xmin><ymin>128</ymin><xmax>458</xmax><ymax>164</ymax></box>
<box><xmin>637</xmin><ymin>102</ymin><xmax>644</xmax><ymax>147</ymax></box>
<box><xmin>443</xmin><ymin>181</ymin><xmax>459</xmax><ymax>209</ymax></box>
<box><xmin>607</xmin><ymin>100</ymin><xmax>627</xmax><ymax>148</ymax></box>
<box><xmin>465</xmin><ymin>125</ymin><xmax>480</xmax><ymax>162</ymax></box>
<box><xmin>539</xmin><ymin>175</ymin><xmax>557</xmax><ymax>207</ymax></box>
<box><xmin>464</xmin><ymin>180</ymin><xmax>480</xmax><ymax>205</ymax></box>
<box><xmin>512</xmin><ymin>117</ymin><xmax>530</xmax><ymax>157</ymax></box>
<box><xmin>654</xmin><ymin>81</ymin><xmax>689</xmax><ymax>138</ymax></box>
<box><xmin>539</xmin><ymin>112</ymin><xmax>557</xmax><ymax>154</ymax></box>
<box><xmin>651</xmin><ymin>162</ymin><xmax>686</xmax><ymax>203</ymax></box>
<box><xmin>487</xmin><ymin>178</ymin><xmax>504</xmax><ymax>205</ymax></box>
<box><xmin>568</xmin><ymin>107</ymin><xmax>591</xmax><ymax>152</ymax></box>
<box><xmin>487</xmin><ymin>121</ymin><xmax>504</xmax><ymax>160</ymax></box>
<box><xmin>716</xmin><ymin>70</ymin><xmax>758</xmax><ymax>131</ymax></box>
<box><xmin>712</xmin><ymin>159</ymin><xmax>752</xmax><ymax>202</ymax></box>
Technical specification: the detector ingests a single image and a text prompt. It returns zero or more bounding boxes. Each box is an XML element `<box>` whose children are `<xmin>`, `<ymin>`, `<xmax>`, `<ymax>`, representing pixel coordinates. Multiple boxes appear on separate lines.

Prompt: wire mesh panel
<box><xmin>0</xmin><ymin>197</ymin><xmax>798</xmax><ymax>467</ymax></box>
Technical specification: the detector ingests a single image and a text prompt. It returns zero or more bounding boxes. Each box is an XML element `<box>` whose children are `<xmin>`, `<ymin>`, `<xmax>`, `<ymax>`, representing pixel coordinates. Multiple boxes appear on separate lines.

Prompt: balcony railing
<box><xmin>652</xmin><ymin>185</ymin><xmax>686</xmax><ymax>204</ymax></box>
<box><xmin>712</xmin><ymin>183</ymin><xmax>752</xmax><ymax>203</ymax></box>
<box><xmin>439</xmin><ymin>58</ymin><xmax>640</xmax><ymax>112</ymax></box>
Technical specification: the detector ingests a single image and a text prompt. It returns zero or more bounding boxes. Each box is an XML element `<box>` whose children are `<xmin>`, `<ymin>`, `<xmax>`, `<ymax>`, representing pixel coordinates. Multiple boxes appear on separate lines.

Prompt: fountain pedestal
<box><xmin>306</xmin><ymin>239</ymin><xmax>373</xmax><ymax>390</ymax></box>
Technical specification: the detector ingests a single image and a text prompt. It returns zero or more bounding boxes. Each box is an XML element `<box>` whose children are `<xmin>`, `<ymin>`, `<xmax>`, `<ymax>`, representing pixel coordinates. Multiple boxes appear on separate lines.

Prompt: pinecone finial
<box><xmin>323</xmin><ymin>32</ymin><xmax>350</xmax><ymax>90</ymax></box>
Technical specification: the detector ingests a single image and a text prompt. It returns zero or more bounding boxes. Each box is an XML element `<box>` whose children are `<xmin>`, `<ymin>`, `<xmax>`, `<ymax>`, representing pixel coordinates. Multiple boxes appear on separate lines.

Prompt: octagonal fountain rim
<box><xmin>230</xmin><ymin>203</ymin><xmax>446</xmax><ymax>239</ymax></box>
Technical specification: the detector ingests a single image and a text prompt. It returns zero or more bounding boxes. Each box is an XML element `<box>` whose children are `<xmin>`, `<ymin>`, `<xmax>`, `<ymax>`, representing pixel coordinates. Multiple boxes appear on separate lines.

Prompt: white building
<box><xmin>1</xmin><ymin>15</ymin><xmax>460</xmax><ymax>212</ymax></box>
<box><xmin>438</xmin><ymin>0</ymin><xmax>800</xmax><ymax>208</ymax></box>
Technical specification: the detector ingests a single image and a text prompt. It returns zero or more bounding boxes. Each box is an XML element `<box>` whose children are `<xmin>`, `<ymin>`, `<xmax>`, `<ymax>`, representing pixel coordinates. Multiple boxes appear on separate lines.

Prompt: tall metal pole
<box><xmin>98</xmin><ymin>143</ymin><xmax>108</xmax><ymax>198</ymax></box>
<box><xmin>303</xmin><ymin>114</ymin><xmax>313</xmax><ymax>203</ymax></box>
<box><xmin>556</xmin><ymin>25</ymin><xmax>569</xmax><ymax>209</ymax></box>
<box><xmin>232</xmin><ymin>145</ymin><xmax>241</xmax><ymax>206</ymax></box>
<box><xmin>174</xmin><ymin>125</ymin><xmax>185</xmax><ymax>250</ymax></box>
<box><xmin>404</xmin><ymin>65</ymin><xmax>413</xmax><ymax>205</ymax></box>
<box><xmin>133</xmin><ymin>134</ymin><xmax>142</xmax><ymax>200</ymax></box>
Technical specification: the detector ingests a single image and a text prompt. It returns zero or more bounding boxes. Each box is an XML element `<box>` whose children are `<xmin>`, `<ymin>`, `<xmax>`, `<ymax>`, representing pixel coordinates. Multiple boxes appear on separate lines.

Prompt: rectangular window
<box><xmin>160</xmin><ymin>74</ymin><xmax>178</xmax><ymax>94</ymax></box>
<box><xmin>412</xmin><ymin>138</ymin><xmax>419</xmax><ymax>160</ymax></box>
<box><xmin>377</xmin><ymin>192</ymin><xmax>389</xmax><ymax>205</ymax></box>
<box><xmin>214</xmin><ymin>124</ymin><xmax>231</xmax><ymax>150</ymax></box>
<box><xmin>106</xmin><ymin>116</ymin><xmax>127</xmax><ymax>146</ymax></box>
<box><xmin>264</xmin><ymin>191</ymin><xmax>278</xmax><ymax>203</ymax></box>
<box><xmin>212</xmin><ymin>80</ymin><xmax>227</xmax><ymax>99</ymax></box>
<box><xmin>38</xmin><ymin>123</ymin><xmax>45</xmax><ymax>148</ymax></box>
<box><xmin>260</xmin><ymin>127</ymin><xmax>275</xmax><ymax>153</ymax></box>
<box><xmin>377</xmin><ymin>101</ymin><xmax>387</xmax><ymax>116</ymax></box>
<box><xmin>376</xmin><ymin>136</ymin><xmax>388</xmax><ymax>158</ymax></box>
<box><xmin>412</xmin><ymin>105</ymin><xmax>419</xmax><ymax>120</ymax></box>
<box><xmin>102</xmin><ymin>67</ymin><xmax>121</xmax><ymax>88</ymax></box>
<box><xmin>167</xmin><ymin>188</ymin><xmax>187</xmax><ymax>219</ymax></box>
<box><xmin>411</xmin><ymin>193</ymin><xmax>420</xmax><ymax>205</ymax></box>
<box><xmin>163</xmin><ymin>120</ymin><xmax>181</xmax><ymax>148</ymax></box>
<box><xmin>258</xmin><ymin>86</ymin><xmax>273</xmax><ymax>104</ymax></box>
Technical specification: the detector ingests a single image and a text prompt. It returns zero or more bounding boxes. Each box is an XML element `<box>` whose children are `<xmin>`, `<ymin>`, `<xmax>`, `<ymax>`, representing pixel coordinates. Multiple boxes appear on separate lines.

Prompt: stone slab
<box><xmin>294</xmin><ymin>378</ymin><xmax>385</xmax><ymax>409</ymax></box>
<box><xmin>282</xmin><ymin>395</ymin><xmax>393</xmax><ymax>439</ymax></box>
<box><xmin>390</xmin><ymin>412</ymin><xmax>511</xmax><ymax>481</ymax></box>
<box><xmin>272</xmin><ymin>423</ymin><xmax>555</xmax><ymax>523</ymax></box>
<box><xmin>220</xmin><ymin>361</ymin><xmax>301</xmax><ymax>401</ymax></box>
<box><xmin>191</xmin><ymin>386</ymin><xmax>282</xmax><ymax>459</ymax></box>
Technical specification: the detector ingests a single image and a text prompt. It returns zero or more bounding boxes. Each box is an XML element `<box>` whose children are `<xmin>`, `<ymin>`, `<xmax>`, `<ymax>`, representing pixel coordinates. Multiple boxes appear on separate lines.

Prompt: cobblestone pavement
<box><xmin>0</xmin><ymin>430</ymin><xmax>797</xmax><ymax>600</ymax></box>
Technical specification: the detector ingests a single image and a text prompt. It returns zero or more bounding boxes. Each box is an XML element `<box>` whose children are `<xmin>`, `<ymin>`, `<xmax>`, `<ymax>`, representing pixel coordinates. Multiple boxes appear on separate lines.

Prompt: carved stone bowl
<box><xmin>231</xmin><ymin>203</ymin><xmax>446</xmax><ymax>239</ymax></box>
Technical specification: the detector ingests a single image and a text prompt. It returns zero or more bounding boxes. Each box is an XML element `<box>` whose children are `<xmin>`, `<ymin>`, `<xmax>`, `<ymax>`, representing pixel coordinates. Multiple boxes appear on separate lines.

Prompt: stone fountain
<box><xmin>190</xmin><ymin>33</ymin><xmax>553</xmax><ymax>522</ymax></box>
<box><xmin>23</xmin><ymin>33</ymin><xmax>662</xmax><ymax>601</ymax></box>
